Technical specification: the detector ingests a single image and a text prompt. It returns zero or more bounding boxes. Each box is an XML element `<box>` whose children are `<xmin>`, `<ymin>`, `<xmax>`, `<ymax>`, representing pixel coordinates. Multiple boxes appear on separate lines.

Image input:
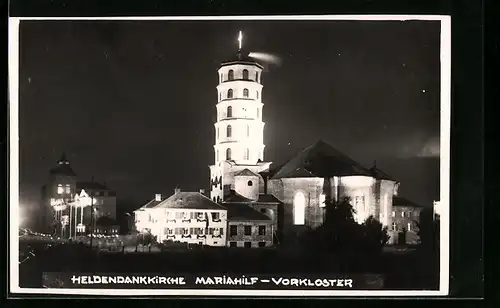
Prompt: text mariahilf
<box><xmin>195</xmin><ymin>276</ymin><xmax>354</xmax><ymax>288</ymax></box>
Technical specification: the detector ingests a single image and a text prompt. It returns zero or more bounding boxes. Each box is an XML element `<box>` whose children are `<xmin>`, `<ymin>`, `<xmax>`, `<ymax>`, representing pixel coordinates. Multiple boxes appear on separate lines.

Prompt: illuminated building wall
<box><xmin>134</xmin><ymin>190</ymin><xmax>228</xmax><ymax>247</ymax></box>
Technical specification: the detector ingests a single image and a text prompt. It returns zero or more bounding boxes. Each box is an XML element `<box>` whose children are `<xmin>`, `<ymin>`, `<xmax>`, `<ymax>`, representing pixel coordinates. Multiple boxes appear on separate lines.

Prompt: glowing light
<box><xmin>238</xmin><ymin>31</ymin><xmax>243</xmax><ymax>50</ymax></box>
<box><xmin>248</xmin><ymin>52</ymin><xmax>282</xmax><ymax>65</ymax></box>
<box><xmin>71</xmin><ymin>189</ymin><xmax>96</xmax><ymax>207</ymax></box>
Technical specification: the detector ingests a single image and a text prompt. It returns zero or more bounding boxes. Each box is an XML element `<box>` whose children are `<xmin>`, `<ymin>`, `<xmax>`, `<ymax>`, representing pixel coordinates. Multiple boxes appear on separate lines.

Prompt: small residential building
<box><xmin>391</xmin><ymin>196</ymin><xmax>424</xmax><ymax>245</ymax></box>
<box><xmin>134</xmin><ymin>189</ymin><xmax>228</xmax><ymax>247</ymax></box>
<box><xmin>95</xmin><ymin>216</ymin><xmax>120</xmax><ymax>235</ymax></box>
<box><xmin>226</xmin><ymin>202</ymin><xmax>274</xmax><ymax>248</ymax></box>
<box><xmin>224</xmin><ymin>190</ymin><xmax>282</xmax><ymax>247</ymax></box>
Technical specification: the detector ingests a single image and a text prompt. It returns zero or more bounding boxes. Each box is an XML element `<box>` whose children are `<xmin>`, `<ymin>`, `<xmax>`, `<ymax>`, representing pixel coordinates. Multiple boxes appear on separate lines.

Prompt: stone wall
<box><xmin>247</xmin><ymin>202</ymin><xmax>279</xmax><ymax>242</ymax></box>
<box><xmin>268</xmin><ymin>176</ymin><xmax>399</xmax><ymax>245</ymax></box>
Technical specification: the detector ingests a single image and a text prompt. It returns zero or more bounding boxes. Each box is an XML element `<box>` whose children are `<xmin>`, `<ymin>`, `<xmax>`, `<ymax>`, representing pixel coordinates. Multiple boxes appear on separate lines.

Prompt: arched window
<box><xmin>256</xmin><ymin>72</ymin><xmax>259</xmax><ymax>82</ymax></box>
<box><xmin>319</xmin><ymin>193</ymin><xmax>326</xmax><ymax>208</ymax></box>
<box><xmin>242</xmin><ymin>69</ymin><xmax>249</xmax><ymax>80</ymax></box>
<box><xmin>293</xmin><ymin>191</ymin><xmax>306</xmax><ymax>225</ymax></box>
<box><xmin>227</xmin><ymin>89</ymin><xmax>233</xmax><ymax>99</ymax></box>
<box><xmin>226</xmin><ymin>148</ymin><xmax>232</xmax><ymax>160</ymax></box>
<box><xmin>246</xmin><ymin>124</ymin><xmax>250</xmax><ymax>137</ymax></box>
<box><xmin>227</xmin><ymin>106</ymin><xmax>232</xmax><ymax>118</ymax></box>
<box><xmin>228</xmin><ymin>70</ymin><xmax>234</xmax><ymax>80</ymax></box>
<box><xmin>226</xmin><ymin>125</ymin><xmax>232</xmax><ymax>137</ymax></box>
<box><xmin>243</xmin><ymin>88</ymin><xmax>249</xmax><ymax>97</ymax></box>
<box><xmin>244</xmin><ymin>148</ymin><xmax>250</xmax><ymax>160</ymax></box>
<box><xmin>247</xmin><ymin>180</ymin><xmax>253</xmax><ymax>186</ymax></box>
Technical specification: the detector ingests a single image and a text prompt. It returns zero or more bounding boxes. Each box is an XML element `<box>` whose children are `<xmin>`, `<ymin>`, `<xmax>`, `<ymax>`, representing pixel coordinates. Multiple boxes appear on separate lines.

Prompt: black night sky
<box><xmin>18</xmin><ymin>20</ymin><xmax>441</xmax><ymax>224</ymax></box>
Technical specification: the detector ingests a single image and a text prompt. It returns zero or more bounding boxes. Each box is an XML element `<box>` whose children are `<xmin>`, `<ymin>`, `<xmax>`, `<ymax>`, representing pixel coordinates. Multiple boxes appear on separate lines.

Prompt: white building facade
<box><xmin>134</xmin><ymin>190</ymin><xmax>228</xmax><ymax>247</ymax></box>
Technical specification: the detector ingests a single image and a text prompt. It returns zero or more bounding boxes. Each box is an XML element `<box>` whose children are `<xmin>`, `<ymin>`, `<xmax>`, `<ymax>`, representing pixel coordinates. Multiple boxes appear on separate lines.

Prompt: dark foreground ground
<box><xmin>18</xmin><ymin>241</ymin><xmax>439</xmax><ymax>290</ymax></box>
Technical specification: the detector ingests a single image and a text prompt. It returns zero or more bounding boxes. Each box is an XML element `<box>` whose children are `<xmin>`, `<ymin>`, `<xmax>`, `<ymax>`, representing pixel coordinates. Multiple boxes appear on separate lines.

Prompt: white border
<box><xmin>9</xmin><ymin>15</ymin><xmax>451</xmax><ymax>297</ymax></box>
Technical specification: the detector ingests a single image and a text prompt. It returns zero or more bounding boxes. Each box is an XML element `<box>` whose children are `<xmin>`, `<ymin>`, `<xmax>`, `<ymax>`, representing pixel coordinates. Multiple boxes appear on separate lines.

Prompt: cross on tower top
<box><xmin>238</xmin><ymin>31</ymin><xmax>243</xmax><ymax>51</ymax></box>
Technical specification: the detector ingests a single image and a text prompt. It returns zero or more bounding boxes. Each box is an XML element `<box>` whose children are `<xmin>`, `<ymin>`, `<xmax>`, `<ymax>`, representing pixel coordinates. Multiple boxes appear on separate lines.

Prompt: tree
<box><xmin>300</xmin><ymin>197</ymin><xmax>389</xmax><ymax>255</ymax></box>
<box><xmin>416</xmin><ymin>208</ymin><xmax>440</xmax><ymax>255</ymax></box>
<box><xmin>360</xmin><ymin>216</ymin><xmax>390</xmax><ymax>253</ymax></box>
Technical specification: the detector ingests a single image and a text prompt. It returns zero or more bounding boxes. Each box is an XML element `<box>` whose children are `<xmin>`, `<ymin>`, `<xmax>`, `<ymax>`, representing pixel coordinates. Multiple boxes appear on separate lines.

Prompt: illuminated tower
<box><xmin>40</xmin><ymin>153</ymin><xmax>77</xmax><ymax>232</ymax></box>
<box><xmin>209</xmin><ymin>31</ymin><xmax>272</xmax><ymax>202</ymax></box>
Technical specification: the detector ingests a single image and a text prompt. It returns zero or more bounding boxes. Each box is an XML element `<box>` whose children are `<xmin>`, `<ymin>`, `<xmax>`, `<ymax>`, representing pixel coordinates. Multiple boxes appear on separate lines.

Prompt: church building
<box><xmin>207</xmin><ymin>32</ymin><xmax>402</xmax><ymax>245</ymax></box>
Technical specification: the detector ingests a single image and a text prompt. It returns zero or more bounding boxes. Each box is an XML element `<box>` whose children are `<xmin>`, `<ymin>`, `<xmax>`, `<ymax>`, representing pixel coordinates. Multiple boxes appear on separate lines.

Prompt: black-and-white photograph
<box><xmin>10</xmin><ymin>16</ymin><xmax>450</xmax><ymax>296</ymax></box>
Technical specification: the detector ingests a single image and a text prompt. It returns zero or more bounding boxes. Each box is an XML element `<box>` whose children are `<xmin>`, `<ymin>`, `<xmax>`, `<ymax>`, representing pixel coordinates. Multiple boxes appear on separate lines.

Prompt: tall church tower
<box><xmin>209</xmin><ymin>32</ymin><xmax>272</xmax><ymax>202</ymax></box>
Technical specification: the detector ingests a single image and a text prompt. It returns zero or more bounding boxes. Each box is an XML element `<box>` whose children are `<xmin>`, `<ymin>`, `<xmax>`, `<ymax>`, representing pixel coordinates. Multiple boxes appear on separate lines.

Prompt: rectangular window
<box><xmin>65</xmin><ymin>184</ymin><xmax>71</xmax><ymax>194</ymax></box>
<box><xmin>392</xmin><ymin>223</ymin><xmax>398</xmax><ymax>232</ymax></box>
<box><xmin>175</xmin><ymin>212</ymin><xmax>183</xmax><ymax>219</ymax></box>
<box><xmin>258</xmin><ymin>225</ymin><xmax>266</xmax><ymax>236</ymax></box>
<box><xmin>392</xmin><ymin>211</ymin><xmax>396</xmax><ymax>217</ymax></box>
<box><xmin>244</xmin><ymin>226</ymin><xmax>252</xmax><ymax>236</ymax></box>
<box><xmin>244</xmin><ymin>242</ymin><xmax>252</xmax><ymax>248</ymax></box>
<box><xmin>57</xmin><ymin>184</ymin><xmax>64</xmax><ymax>194</ymax></box>
<box><xmin>401</xmin><ymin>211</ymin><xmax>405</xmax><ymax>217</ymax></box>
<box><xmin>211</xmin><ymin>212</ymin><xmax>220</xmax><ymax>220</ymax></box>
<box><xmin>230</xmin><ymin>225</ymin><xmax>237</xmax><ymax>236</ymax></box>
<box><xmin>183</xmin><ymin>228</ymin><xmax>189</xmax><ymax>235</ymax></box>
<box><xmin>407</xmin><ymin>222</ymin><xmax>411</xmax><ymax>232</ymax></box>
<box><xmin>229</xmin><ymin>241</ymin><xmax>237</xmax><ymax>247</ymax></box>
<box><xmin>219</xmin><ymin>227</ymin><xmax>223</xmax><ymax>235</ymax></box>
<box><xmin>258</xmin><ymin>242</ymin><xmax>266</xmax><ymax>248</ymax></box>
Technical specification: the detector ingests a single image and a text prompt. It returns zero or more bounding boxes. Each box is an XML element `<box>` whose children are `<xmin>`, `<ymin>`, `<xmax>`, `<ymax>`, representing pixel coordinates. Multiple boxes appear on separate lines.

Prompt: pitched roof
<box><xmin>154</xmin><ymin>192</ymin><xmax>226</xmax><ymax>210</ymax></box>
<box><xmin>226</xmin><ymin>203</ymin><xmax>271</xmax><ymax>221</ymax></box>
<box><xmin>224</xmin><ymin>191</ymin><xmax>282</xmax><ymax>204</ymax></box>
<box><xmin>369</xmin><ymin>166</ymin><xmax>396</xmax><ymax>181</ymax></box>
<box><xmin>234</xmin><ymin>169</ymin><xmax>259</xmax><ymax>177</ymax></box>
<box><xmin>49</xmin><ymin>153</ymin><xmax>77</xmax><ymax>176</ymax></box>
<box><xmin>76</xmin><ymin>182</ymin><xmax>111</xmax><ymax>191</ymax></box>
<box><xmin>224</xmin><ymin>192</ymin><xmax>250</xmax><ymax>203</ymax></box>
<box><xmin>49</xmin><ymin>164</ymin><xmax>77</xmax><ymax>176</ymax></box>
<box><xmin>257</xmin><ymin>194</ymin><xmax>282</xmax><ymax>203</ymax></box>
<box><xmin>271</xmin><ymin>140</ymin><xmax>372</xmax><ymax>179</ymax></box>
<box><xmin>393</xmin><ymin>196</ymin><xmax>423</xmax><ymax>208</ymax></box>
<box><xmin>140</xmin><ymin>199</ymin><xmax>162</xmax><ymax>209</ymax></box>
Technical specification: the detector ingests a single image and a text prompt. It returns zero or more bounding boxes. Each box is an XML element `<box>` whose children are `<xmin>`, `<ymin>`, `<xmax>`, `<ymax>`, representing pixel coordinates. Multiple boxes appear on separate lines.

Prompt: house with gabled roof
<box><xmin>134</xmin><ymin>188</ymin><xmax>228</xmax><ymax>247</ymax></box>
